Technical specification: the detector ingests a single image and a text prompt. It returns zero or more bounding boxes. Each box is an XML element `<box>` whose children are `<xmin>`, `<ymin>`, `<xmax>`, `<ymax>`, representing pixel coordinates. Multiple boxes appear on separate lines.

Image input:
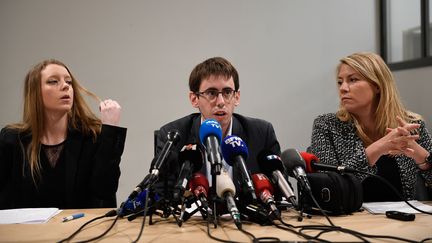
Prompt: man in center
<box><xmin>153</xmin><ymin>57</ymin><xmax>281</xmax><ymax>200</ymax></box>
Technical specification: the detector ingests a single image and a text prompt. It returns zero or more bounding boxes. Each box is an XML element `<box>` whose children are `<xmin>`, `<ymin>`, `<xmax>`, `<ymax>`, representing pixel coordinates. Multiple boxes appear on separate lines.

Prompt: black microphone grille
<box><xmin>281</xmin><ymin>148</ymin><xmax>305</xmax><ymax>172</ymax></box>
<box><xmin>178</xmin><ymin>144</ymin><xmax>204</xmax><ymax>172</ymax></box>
<box><xmin>257</xmin><ymin>150</ymin><xmax>285</xmax><ymax>174</ymax></box>
<box><xmin>167</xmin><ymin>129</ymin><xmax>181</xmax><ymax>144</ymax></box>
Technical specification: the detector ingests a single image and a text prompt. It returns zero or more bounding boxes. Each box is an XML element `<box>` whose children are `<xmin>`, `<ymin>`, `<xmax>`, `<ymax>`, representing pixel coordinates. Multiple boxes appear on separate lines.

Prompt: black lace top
<box><xmin>36</xmin><ymin>141</ymin><xmax>67</xmax><ymax>208</ymax></box>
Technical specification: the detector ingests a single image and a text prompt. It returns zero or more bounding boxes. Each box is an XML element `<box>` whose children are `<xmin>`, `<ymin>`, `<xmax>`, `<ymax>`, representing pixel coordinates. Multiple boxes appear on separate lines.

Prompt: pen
<box><xmin>62</xmin><ymin>213</ymin><xmax>85</xmax><ymax>222</ymax></box>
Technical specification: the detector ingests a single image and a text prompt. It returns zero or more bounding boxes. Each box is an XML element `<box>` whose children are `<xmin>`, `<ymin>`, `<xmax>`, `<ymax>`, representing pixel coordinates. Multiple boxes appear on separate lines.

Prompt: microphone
<box><xmin>281</xmin><ymin>148</ymin><xmax>312</xmax><ymax>192</ymax></box>
<box><xmin>252</xmin><ymin>173</ymin><xmax>281</xmax><ymax>220</ymax></box>
<box><xmin>257</xmin><ymin>150</ymin><xmax>297</xmax><ymax>208</ymax></box>
<box><xmin>177</xmin><ymin>172</ymin><xmax>210</xmax><ymax>225</ymax></box>
<box><xmin>188</xmin><ymin>172</ymin><xmax>210</xmax><ymax>207</ymax></box>
<box><xmin>173</xmin><ymin>144</ymin><xmax>204</xmax><ymax>201</ymax></box>
<box><xmin>300</xmin><ymin>152</ymin><xmax>357</xmax><ymax>173</ymax></box>
<box><xmin>216</xmin><ymin>171</ymin><xmax>242</xmax><ymax>229</ymax></box>
<box><xmin>118</xmin><ymin>189</ymin><xmax>160</xmax><ymax>217</ymax></box>
<box><xmin>199</xmin><ymin>119</ymin><xmax>223</xmax><ymax>175</ymax></box>
<box><xmin>221</xmin><ymin>135</ymin><xmax>257</xmax><ymax>202</ymax></box>
<box><xmin>128</xmin><ymin>130</ymin><xmax>181</xmax><ymax>199</ymax></box>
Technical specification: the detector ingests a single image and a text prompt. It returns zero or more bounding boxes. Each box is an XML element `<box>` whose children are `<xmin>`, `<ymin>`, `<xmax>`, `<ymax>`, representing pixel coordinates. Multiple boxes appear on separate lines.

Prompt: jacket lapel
<box><xmin>190</xmin><ymin>115</ymin><xmax>202</xmax><ymax>145</ymax></box>
<box><xmin>231</xmin><ymin>115</ymin><xmax>245</xmax><ymax>141</ymax></box>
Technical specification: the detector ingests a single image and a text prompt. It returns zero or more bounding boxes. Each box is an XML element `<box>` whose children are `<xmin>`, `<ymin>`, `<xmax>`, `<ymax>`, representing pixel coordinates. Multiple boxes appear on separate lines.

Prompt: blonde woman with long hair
<box><xmin>0</xmin><ymin>59</ymin><xmax>127</xmax><ymax>209</ymax></box>
<box><xmin>308</xmin><ymin>52</ymin><xmax>432</xmax><ymax>201</ymax></box>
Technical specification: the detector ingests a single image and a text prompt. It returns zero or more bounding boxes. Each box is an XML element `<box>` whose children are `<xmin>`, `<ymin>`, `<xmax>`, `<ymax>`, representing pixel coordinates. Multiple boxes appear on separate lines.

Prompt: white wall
<box><xmin>0</xmin><ymin>0</ymin><xmax>378</xmax><ymax>203</ymax></box>
<box><xmin>394</xmin><ymin>67</ymin><xmax>432</xmax><ymax>130</ymax></box>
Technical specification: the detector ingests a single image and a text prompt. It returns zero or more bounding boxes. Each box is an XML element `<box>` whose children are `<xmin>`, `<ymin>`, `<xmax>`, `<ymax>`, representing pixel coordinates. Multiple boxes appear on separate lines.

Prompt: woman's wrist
<box><xmin>417</xmin><ymin>162</ymin><xmax>431</xmax><ymax>170</ymax></box>
<box><xmin>416</xmin><ymin>152</ymin><xmax>431</xmax><ymax>170</ymax></box>
<box><xmin>365</xmin><ymin>142</ymin><xmax>385</xmax><ymax>167</ymax></box>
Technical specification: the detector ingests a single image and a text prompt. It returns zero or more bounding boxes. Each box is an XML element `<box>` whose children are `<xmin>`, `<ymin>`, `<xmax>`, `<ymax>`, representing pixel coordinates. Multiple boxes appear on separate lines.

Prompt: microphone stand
<box><xmin>206</xmin><ymin>140</ymin><xmax>222</xmax><ymax>228</ymax></box>
<box><xmin>296</xmin><ymin>186</ymin><xmax>313</xmax><ymax>222</ymax></box>
<box><xmin>126</xmin><ymin>183</ymin><xmax>180</xmax><ymax>225</ymax></box>
<box><xmin>126</xmin><ymin>187</ymin><xmax>153</xmax><ymax>222</ymax></box>
<box><xmin>177</xmin><ymin>195</ymin><xmax>209</xmax><ymax>226</ymax></box>
<box><xmin>297</xmin><ymin>205</ymin><xmax>312</xmax><ymax>222</ymax></box>
<box><xmin>210</xmin><ymin>165</ymin><xmax>220</xmax><ymax>228</ymax></box>
<box><xmin>177</xmin><ymin>198</ymin><xmax>188</xmax><ymax>227</ymax></box>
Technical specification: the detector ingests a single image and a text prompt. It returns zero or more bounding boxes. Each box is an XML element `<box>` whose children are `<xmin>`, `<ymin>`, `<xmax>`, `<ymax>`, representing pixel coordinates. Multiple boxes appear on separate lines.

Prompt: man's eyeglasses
<box><xmin>195</xmin><ymin>88</ymin><xmax>237</xmax><ymax>102</ymax></box>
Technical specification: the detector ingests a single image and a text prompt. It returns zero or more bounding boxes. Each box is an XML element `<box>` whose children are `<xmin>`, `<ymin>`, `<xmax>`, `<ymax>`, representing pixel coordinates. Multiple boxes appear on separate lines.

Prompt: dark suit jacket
<box><xmin>152</xmin><ymin>113</ymin><xmax>281</xmax><ymax>198</ymax></box>
<box><xmin>0</xmin><ymin>124</ymin><xmax>127</xmax><ymax>209</ymax></box>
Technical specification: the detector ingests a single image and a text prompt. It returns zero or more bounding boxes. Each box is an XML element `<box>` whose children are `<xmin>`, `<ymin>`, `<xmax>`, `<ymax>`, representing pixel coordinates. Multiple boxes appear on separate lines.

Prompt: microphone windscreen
<box><xmin>216</xmin><ymin>171</ymin><xmax>236</xmax><ymax>198</ymax></box>
<box><xmin>252</xmin><ymin>173</ymin><xmax>274</xmax><ymax>195</ymax></box>
<box><xmin>256</xmin><ymin>150</ymin><xmax>285</xmax><ymax>174</ymax></box>
<box><xmin>189</xmin><ymin>172</ymin><xmax>209</xmax><ymax>195</ymax></box>
<box><xmin>281</xmin><ymin>148</ymin><xmax>306</xmax><ymax>177</ymax></box>
<box><xmin>300</xmin><ymin>152</ymin><xmax>319</xmax><ymax>173</ymax></box>
<box><xmin>167</xmin><ymin>129</ymin><xmax>181</xmax><ymax>144</ymax></box>
<box><xmin>199</xmin><ymin>119</ymin><xmax>222</xmax><ymax>145</ymax></box>
<box><xmin>221</xmin><ymin>135</ymin><xmax>249</xmax><ymax>166</ymax></box>
<box><xmin>178</xmin><ymin>144</ymin><xmax>204</xmax><ymax>172</ymax></box>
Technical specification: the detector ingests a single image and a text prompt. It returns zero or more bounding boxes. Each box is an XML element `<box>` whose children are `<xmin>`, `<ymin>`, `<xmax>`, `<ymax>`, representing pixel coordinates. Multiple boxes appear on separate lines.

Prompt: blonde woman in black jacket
<box><xmin>0</xmin><ymin>59</ymin><xmax>127</xmax><ymax>209</ymax></box>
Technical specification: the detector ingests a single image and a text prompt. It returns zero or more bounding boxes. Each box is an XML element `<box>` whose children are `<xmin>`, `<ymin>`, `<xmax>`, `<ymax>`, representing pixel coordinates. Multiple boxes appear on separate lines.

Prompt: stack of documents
<box><xmin>0</xmin><ymin>208</ymin><xmax>61</xmax><ymax>224</ymax></box>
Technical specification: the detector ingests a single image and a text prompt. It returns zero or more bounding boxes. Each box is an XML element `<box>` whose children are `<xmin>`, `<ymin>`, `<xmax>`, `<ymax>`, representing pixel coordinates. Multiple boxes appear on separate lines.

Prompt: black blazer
<box><xmin>0</xmin><ymin>125</ymin><xmax>127</xmax><ymax>209</ymax></box>
<box><xmin>152</xmin><ymin>113</ymin><xmax>281</xmax><ymax>197</ymax></box>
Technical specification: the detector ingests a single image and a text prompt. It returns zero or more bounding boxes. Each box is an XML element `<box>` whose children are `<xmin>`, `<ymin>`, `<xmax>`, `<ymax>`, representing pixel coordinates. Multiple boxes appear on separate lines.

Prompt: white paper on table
<box><xmin>362</xmin><ymin>200</ymin><xmax>432</xmax><ymax>214</ymax></box>
<box><xmin>0</xmin><ymin>208</ymin><xmax>61</xmax><ymax>224</ymax></box>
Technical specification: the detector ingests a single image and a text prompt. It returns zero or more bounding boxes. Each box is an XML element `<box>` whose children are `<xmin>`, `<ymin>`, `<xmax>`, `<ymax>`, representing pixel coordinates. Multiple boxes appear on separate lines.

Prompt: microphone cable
<box><xmin>131</xmin><ymin>186</ymin><xmax>151</xmax><ymax>243</ymax></box>
<box><xmin>205</xmin><ymin>205</ymin><xmax>262</xmax><ymax>243</ymax></box>
<box><xmin>359</xmin><ymin>171</ymin><xmax>432</xmax><ymax>215</ymax></box>
<box><xmin>277</xmin><ymin>212</ymin><xmax>424</xmax><ymax>243</ymax></box>
<box><xmin>62</xmin><ymin>186</ymin><xmax>152</xmax><ymax>243</ymax></box>
<box><xmin>206</xmin><ymin>210</ymin><xmax>240</xmax><ymax>243</ymax></box>
<box><xmin>273</xmin><ymin>220</ymin><xmax>332</xmax><ymax>243</ymax></box>
<box><xmin>239</xmin><ymin>227</ymin><xmax>258</xmax><ymax>243</ymax></box>
<box><xmin>420</xmin><ymin>237</ymin><xmax>432</xmax><ymax>243</ymax></box>
<box><xmin>205</xmin><ymin>221</ymin><xmax>260</xmax><ymax>243</ymax></box>
<box><xmin>299</xmin><ymin>167</ymin><xmax>431</xmax><ymax>229</ymax></box>
<box><xmin>301</xmin><ymin>187</ymin><xmax>335</xmax><ymax>227</ymax></box>
<box><xmin>305</xmin><ymin>161</ymin><xmax>432</xmax><ymax>215</ymax></box>
<box><xmin>57</xmin><ymin>209</ymin><xmax>118</xmax><ymax>243</ymax></box>
<box><xmin>280</xmin><ymin>168</ymin><xmax>430</xmax><ymax>242</ymax></box>
<box><xmin>74</xmin><ymin>215</ymin><xmax>120</xmax><ymax>243</ymax></box>
<box><xmin>316</xmin><ymin>166</ymin><xmax>432</xmax><ymax>215</ymax></box>
<box><xmin>299</xmin><ymin>223</ymin><xmax>421</xmax><ymax>243</ymax></box>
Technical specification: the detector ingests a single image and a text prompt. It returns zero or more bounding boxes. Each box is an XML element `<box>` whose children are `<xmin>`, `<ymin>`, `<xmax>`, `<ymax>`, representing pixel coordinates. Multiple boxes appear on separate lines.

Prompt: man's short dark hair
<box><xmin>189</xmin><ymin>57</ymin><xmax>239</xmax><ymax>93</ymax></box>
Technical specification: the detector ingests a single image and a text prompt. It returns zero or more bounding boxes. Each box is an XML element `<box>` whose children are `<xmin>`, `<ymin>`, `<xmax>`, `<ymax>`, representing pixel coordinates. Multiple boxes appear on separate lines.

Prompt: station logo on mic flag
<box><xmin>181</xmin><ymin>143</ymin><xmax>197</xmax><ymax>152</ymax></box>
<box><xmin>221</xmin><ymin>135</ymin><xmax>249</xmax><ymax>162</ymax></box>
<box><xmin>223</xmin><ymin>136</ymin><xmax>244</xmax><ymax>147</ymax></box>
<box><xmin>199</xmin><ymin>118</ymin><xmax>222</xmax><ymax>145</ymax></box>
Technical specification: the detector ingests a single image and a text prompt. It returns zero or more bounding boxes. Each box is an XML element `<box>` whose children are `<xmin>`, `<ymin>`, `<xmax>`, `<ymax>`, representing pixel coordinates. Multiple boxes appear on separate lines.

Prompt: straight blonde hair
<box><xmin>7</xmin><ymin>59</ymin><xmax>102</xmax><ymax>183</ymax></box>
<box><xmin>336</xmin><ymin>52</ymin><xmax>421</xmax><ymax>145</ymax></box>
